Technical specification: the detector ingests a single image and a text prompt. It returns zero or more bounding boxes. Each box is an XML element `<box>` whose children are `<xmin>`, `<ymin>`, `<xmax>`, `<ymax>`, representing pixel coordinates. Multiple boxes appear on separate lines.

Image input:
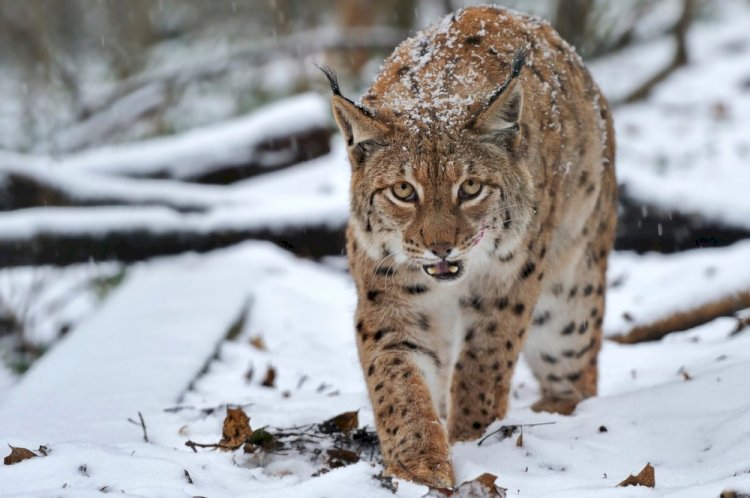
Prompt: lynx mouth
<box><xmin>423</xmin><ymin>260</ymin><xmax>464</xmax><ymax>281</ymax></box>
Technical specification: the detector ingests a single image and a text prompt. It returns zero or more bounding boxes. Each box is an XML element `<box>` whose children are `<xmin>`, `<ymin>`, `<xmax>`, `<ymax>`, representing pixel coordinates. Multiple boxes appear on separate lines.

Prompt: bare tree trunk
<box><xmin>553</xmin><ymin>0</ymin><xmax>595</xmax><ymax>52</ymax></box>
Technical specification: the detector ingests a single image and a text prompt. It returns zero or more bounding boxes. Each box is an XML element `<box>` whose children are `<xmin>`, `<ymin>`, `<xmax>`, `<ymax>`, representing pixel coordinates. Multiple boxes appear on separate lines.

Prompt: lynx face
<box><xmin>323</xmin><ymin>60</ymin><xmax>534</xmax><ymax>283</ymax></box>
<box><xmin>352</xmin><ymin>131</ymin><xmax>534</xmax><ymax>282</ymax></box>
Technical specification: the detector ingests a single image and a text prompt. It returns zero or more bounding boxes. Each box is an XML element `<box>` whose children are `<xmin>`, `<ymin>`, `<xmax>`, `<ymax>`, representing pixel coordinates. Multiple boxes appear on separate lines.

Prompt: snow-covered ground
<box><xmin>3</xmin><ymin>2</ymin><xmax>750</xmax><ymax>497</ymax></box>
<box><xmin>2</xmin><ymin>241</ymin><xmax>750</xmax><ymax>497</ymax></box>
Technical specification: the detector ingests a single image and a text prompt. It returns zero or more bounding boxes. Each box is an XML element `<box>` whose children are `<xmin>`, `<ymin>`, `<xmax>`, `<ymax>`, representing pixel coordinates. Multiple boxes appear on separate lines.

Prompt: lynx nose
<box><xmin>427</xmin><ymin>242</ymin><xmax>453</xmax><ymax>259</ymax></box>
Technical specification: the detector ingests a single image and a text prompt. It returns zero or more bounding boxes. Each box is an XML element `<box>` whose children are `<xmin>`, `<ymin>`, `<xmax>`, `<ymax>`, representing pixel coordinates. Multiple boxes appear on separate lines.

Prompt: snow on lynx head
<box><xmin>322</xmin><ymin>50</ymin><xmax>534</xmax><ymax>282</ymax></box>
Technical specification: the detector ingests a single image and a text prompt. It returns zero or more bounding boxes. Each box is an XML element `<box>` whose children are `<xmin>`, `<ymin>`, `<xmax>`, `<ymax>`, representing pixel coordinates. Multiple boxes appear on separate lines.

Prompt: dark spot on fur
<box><xmin>541</xmin><ymin>353</ymin><xmax>558</xmax><ymax>364</ymax></box>
<box><xmin>486</xmin><ymin>322</ymin><xmax>497</xmax><ymax>334</ymax></box>
<box><xmin>496</xmin><ymin>297</ymin><xmax>509</xmax><ymax>310</ymax></box>
<box><xmin>396</xmin><ymin>65</ymin><xmax>411</xmax><ymax>76</ymax></box>
<box><xmin>533</xmin><ymin>311</ymin><xmax>550</xmax><ymax>326</ymax></box>
<box><xmin>465</xmin><ymin>329</ymin><xmax>475</xmax><ymax>342</ymax></box>
<box><xmin>417</xmin><ymin>313</ymin><xmax>430</xmax><ymax>331</ymax></box>
<box><xmin>520</xmin><ymin>261</ymin><xmax>536</xmax><ymax>279</ymax></box>
<box><xmin>472</xmin><ymin>421</ymin><xmax>482</xmax><ymax>430</ymax></box>
<box><xmin>561</xmin><ymin>321</ymin><xmax>576</xmax><ymax>335</ymax></box>
<box><xmin>513</xmin><ymin>303</ymin><xmax>525</xmax><ymax>315</ymax></box>
<box><xmin>367</xmin><ymin>290</ymin><xmax>381</xmax><ymax>301</ymax></box>
<box><xmin>547</xmin><ymin>373</ymin><xmax>562</xmax><ymax>382</ymax></box>
<box><xmin>374</xmin><ymin>329</ymin><xmax>389</xmax><ymax>341</ymax></box>
<box><xmin>471</xmin><ymin>296</ymin><xmax>483</xmax><ymax>311</ymax></box>
<box><xmin>568</xmin><ymin>286</ymin><xmax>578</xmax><ymax>299</ymax></box>
<box><xmin>367</xmin><ymin>364</ymin><xmax>375</xmax><ymax>376</ymax></box>
<box><xmin>465</xmin><ymin>35</ymin><xmax>482</xmax><ymax>46</ymax></box>
<box><xmin>505</xmin><ymin>340</ymin><xmax>513</xmax><ymax>350</ymax></box>
<box><xmin>383</xmin><ymin>341</ymin><xmax>441</xmax><ymax>367</ymax></box>
<box><xmin>583</xmin><ymin>284</ymin><xmax>594</xmax><ymax>296</ymax></box>
<box><xmin>578</xmin><ymin>321</ymin><xmax>589</xmax><ymax>334</ymax></box>
<box><xmin>405</xmin><ymin>285</ymin><xmax>428</xmax><ymax>294</ymax></box>
<box><xmin>567</xmin><ymin>371</ymin><xmax>582</xmax><ymax>382</ymax></box>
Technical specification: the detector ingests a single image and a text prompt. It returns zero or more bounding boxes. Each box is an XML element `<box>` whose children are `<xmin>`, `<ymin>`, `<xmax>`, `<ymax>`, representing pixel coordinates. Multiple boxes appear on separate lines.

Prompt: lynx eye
<box><xmin>459</xmin><ymin>178</ymin><xmax>482</xmax><ymax>200</ymax></box>
<box><xmin>392</xmin><ymin>181</ymin><xmax>417</xmax><ymax>202</ymax></box>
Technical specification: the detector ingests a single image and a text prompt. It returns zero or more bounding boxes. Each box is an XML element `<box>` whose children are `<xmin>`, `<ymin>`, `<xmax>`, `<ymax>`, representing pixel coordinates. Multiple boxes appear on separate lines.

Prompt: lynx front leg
<box><xmin>356</xmin><ymin>316</ymin><xmax>454</xmax><ymax>488</ymax></box>
<box><xmin>448</xmin><ymin>293</ymin><xmax>533</xmax><ymax>442</ymax></box>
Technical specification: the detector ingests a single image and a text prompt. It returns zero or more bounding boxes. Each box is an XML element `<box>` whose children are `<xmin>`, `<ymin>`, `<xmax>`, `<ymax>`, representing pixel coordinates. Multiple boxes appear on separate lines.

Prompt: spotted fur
<box><xmin>327</xmin><ymin>6</ymin><xmax>617</xmax><ymax>488</ymax></box>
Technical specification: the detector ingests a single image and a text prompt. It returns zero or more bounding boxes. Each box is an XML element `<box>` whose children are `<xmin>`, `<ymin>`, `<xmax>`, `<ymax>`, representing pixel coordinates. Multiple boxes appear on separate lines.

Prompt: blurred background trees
<box><xmin>0</xmin><ymin>0</ymin><xmax>695</xmax><ymax>153</ymax></box>
<box><xmin>4</xmin><ymin>0</ymin><xmax>735</xmax><ymax>374</ymax></box>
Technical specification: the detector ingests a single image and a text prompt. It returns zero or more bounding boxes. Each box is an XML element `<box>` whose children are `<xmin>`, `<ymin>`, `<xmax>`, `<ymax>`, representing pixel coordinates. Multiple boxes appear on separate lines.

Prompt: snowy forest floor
<box><xmin>3</xmin><ymin>2</ymin><xmax>750</xmax><ymax>497</ymax></box>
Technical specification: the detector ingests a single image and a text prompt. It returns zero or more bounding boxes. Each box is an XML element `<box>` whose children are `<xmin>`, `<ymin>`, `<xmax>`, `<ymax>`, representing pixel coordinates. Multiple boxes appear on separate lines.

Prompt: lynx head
<box><xmin>322</xmin><ymin>53</ymin><xmax>534</xmax><ymax>283</ymax></box>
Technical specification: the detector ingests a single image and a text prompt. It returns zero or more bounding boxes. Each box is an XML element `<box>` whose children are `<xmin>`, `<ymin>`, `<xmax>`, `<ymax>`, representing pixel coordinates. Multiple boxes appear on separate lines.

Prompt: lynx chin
<box><xmin>322</xmin><ymin>5</ymin><xmax>616</xmax><ymax>488</ymax></box>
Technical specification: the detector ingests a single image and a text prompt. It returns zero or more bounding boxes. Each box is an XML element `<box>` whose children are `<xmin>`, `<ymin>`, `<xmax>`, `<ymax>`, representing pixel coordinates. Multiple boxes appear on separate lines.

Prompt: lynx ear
<box><xmin>319</xmin><ymin>66</ymin><xmax>388</xmax><ymax>166</ymax></box>
<box><xmin>331</xmin><ymin>95</ymin><xmax>388</xmax><ymax>147</ymax></box>
<box><xmin>471</xmin><ymin>49</ymin><xmax>526</xmax><ymax>142</ymax></box>
<box><xmin>472</xmin><ymin>78</ymin><xmax>523</xmax><ymax>136</ymax></box>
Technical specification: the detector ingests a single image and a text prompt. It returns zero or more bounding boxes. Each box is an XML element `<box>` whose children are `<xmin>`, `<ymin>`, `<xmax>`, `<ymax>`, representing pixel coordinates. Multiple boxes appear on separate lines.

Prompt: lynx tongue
<box><xmin>433</xmin><ymin>260</ymin><xmax>451</xmax><ymax>275</ymax></box>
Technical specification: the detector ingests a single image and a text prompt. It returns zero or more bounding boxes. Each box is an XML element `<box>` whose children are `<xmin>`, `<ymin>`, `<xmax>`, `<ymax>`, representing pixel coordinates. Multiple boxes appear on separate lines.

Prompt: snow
<box><xmin>591</xmin><ymin>2</ymin><xmax>750</xmax><ymax>231</ymax></box>
<box><xmin>2</xmin><ymin>241</ymin><xmax>750</xmax><ymax>497</ymax></box>
<box><xmin>3</xmin><ymin>2</ymin><xmax>750</xmax><ymax>497</ymax></box>
<box><xmin>55</xmin><ymin>93</ymin><xmax>329</xmax><ymax>179</ymax></box>
<box><xmin>605</xmin><ymin>241</ymin><xmax>750</xmax><ymax>337</ymax></box>
<box><xmin>0</xmin><ymin>139</ymin><xmax>350</xmax><ymax>240</ymax></box>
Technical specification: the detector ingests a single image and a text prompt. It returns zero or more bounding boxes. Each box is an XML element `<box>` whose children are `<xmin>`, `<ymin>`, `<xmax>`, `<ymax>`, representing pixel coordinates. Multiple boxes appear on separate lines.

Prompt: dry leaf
<box><xmin>515</xmin><ymin>433</ymin><xmax>523</xmax><ymax>447</ymax></box>
<box><xmin>617</xmin><ymin>463</ymin><xmax>655</xmax><ymax>488</ymax></box>
<box><xmin>261</xmin><ymin>366</ymin><xmax>276</xmax><ymax>388</ymax></box>
<box><xmin>423</xmin><ymin>473</ymin><xmax>507</xmax><ymax>497</ymax></box>
<box><xmin>326</xmin><ymin>448</ymin><xmax>360</xmax><ymax>468</ymax></box>
<box><xmin>721</xmin><ymin>490</ymin><xmax>750</xmax><ymax>498</ymax></box>
<box><xmin>4</xmin><ymin>445</ymin><xmax>37</xmax><ymax>465</ymax></box>
<box><xmin>678</xmin><ymin>367</ymin><xmax>692</xmax><ymax>381</ymax></box>
<box><xmin>249</xmin><ymin>336</ymin><xmax>267</xmax><ymax>351</ymax></box>
<box><xmin>220</xmin><ymin>407</ymin><xmax>253</xmax><ymax>449</ymax></box>
<box><xmin>319</xmin><ymin>411</ymin><xmax>359</xmax><ymax>434</ymax></box>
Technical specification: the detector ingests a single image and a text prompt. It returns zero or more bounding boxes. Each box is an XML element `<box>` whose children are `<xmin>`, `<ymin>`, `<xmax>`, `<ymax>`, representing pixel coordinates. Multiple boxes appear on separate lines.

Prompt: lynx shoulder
<box><xmin>323</xmin><ymin>5</ymin><xmax>616</xmax><ymax>488</ymax></box>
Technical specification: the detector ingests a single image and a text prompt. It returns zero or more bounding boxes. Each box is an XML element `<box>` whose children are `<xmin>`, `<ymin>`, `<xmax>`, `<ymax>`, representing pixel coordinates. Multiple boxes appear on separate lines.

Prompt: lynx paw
<box><xmin>385</xmin><ymin>455</ymin><xmax>455</xmax><ymax>489</ymax></box>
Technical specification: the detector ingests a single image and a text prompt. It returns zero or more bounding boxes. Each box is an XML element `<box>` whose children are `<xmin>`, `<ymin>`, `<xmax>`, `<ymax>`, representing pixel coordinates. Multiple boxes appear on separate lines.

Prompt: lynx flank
<box><xmin>323</xmin><ymin>6</ymin><xmax>616</xmax><ymax>488</ymax></box>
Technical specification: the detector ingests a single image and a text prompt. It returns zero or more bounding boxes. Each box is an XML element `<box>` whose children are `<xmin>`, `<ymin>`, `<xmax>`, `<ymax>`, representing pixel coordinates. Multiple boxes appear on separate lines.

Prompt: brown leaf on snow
<box><xmin>515</xmin><ymin>433</ymin><xmax>523</xmax><ymax>447</ymax></box>
<box><xmin>4</xmin><ymin>445</ymin><xmax>38</xmax><ymax>465</ymax></box>
<box><xmin>721</xmin><ymin>490</ymin><xmax>750</xmax><ymax>498</ymax></box>
<box><xmin>319</xmin><ymin>411</ymin><xmax>359</xmax><ymax>434</ymax></box>
<box><xmin>261</xmin><ymin>366</ymin><xmax>276</xmax><ymax>388</ymax></box>
<box><xmin>249</xmin><ymin>336</ymin><xmax>267</xmax><ymax>351</ymax></box>
<box><xmin>220</xmin><ymin>407</ymin><xmax>253</xmax><ymax>449</ymax></box>
<box><xmin>326</xmin><ymin>448</ymin><xmax>360</xmax><ymax>468</ymax></box>
<box><xmin>617</xmin><ymin>463</ymin><xmax>655</xmax><ymax>488</ymax></box>
<box><xmin>423</xmin><ymin>473</ymin><xmax>507</xmax><ymax>497</ymax></box>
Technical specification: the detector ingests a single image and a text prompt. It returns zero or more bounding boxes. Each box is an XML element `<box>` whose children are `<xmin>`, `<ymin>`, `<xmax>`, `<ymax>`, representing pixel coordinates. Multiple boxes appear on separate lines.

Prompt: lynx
<box><xmin>323</xmin><ymin>6</ymin><xmax>616</xmax><ymax>488</ymax></box>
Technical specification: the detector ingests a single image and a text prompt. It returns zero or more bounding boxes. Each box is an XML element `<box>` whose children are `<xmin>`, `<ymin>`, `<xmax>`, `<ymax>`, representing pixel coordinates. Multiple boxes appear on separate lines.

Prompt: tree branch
<box><xmin>619</xmin><ymin>0</ymin><xmax>694</xmax><ymax>104</ymax></box>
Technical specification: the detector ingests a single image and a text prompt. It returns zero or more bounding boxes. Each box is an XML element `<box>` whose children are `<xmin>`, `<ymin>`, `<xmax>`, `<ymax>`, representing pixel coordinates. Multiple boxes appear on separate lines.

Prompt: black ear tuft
<box><xmin>316</xmin><ymin>65</ymin><xmax>342</xmax><ymax>97</ymax></box>
<box><xmin>511</xmin><ymin>48</ymin><xmax>527</xmax><ymax>79</ymax></box>
<box><xmin>485</xmin><ymin>48</ymin><xmax>527</xmax><ymax>110</ymax></box>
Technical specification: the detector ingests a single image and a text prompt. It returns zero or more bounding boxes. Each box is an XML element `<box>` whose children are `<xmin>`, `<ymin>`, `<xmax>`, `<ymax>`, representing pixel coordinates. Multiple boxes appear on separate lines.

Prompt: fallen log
<box><xmin>46</xmin><ymin>93</ymin><xmax>332</xmax><ymax>185</ymax></box>
<box><xmin>610</xmin><ymin>291</ymin><xmax>750</xmax><ymax>344</ymax></box>
<box><xmin>0</xmin><ymin>205</ymin><xmax>347</xmax><ymax>267</ymax></box>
